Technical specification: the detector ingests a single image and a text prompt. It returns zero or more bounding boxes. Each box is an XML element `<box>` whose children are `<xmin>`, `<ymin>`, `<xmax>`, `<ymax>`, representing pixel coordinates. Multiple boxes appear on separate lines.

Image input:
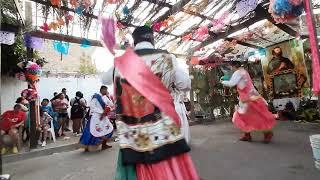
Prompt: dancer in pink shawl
<box><xmin>221</xmin><ymin>61</ymin><xmax>276</xmax><ymax>143</ymax></box>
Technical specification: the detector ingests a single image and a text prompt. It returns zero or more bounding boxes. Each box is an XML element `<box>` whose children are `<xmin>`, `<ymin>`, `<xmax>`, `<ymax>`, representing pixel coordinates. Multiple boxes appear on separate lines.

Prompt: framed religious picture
<box><xmin>271</xmin><ymin>71</ymin><xmax>298</xmax><ymax>99</ymax></box>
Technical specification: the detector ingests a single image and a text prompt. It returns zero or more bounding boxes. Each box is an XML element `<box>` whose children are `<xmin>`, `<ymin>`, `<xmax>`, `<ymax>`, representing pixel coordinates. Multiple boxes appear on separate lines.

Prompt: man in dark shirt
<box><xmin>62</xmin><ymin>88</ymin><xmax>70</xmax><ymax>101</ymax></box>
<box><xmin>267</xmin><ymin>47</ymin><xmax>295</xmax><ymax>74</ymax></box>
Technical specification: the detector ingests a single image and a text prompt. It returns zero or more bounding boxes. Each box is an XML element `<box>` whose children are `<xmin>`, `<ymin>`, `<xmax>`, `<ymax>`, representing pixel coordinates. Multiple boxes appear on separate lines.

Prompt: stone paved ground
<box><xmin>3</xmin><ymin>121</ymin><xmax>320</xmax><ymax>180</ymax></box>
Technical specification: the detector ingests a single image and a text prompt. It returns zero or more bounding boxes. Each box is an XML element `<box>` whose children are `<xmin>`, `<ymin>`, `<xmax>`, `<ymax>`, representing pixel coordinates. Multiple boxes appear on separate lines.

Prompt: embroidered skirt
<box><xmin>79</xmin><ymin>119</ymin><xmax>113</xmax><ymax>146</ymax></box>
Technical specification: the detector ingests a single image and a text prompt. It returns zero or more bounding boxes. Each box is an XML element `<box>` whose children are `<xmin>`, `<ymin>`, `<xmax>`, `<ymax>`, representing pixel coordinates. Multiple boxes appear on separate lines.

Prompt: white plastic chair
<box><xmin>47</xmin><ymin>120</ymin><xmax>56</xmax><ymax>142</ymax></box>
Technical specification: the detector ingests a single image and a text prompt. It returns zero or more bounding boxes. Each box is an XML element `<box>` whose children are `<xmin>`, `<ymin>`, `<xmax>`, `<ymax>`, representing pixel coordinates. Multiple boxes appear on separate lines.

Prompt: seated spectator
<box><xmin>38</xmin><ymin>109</ymin><xmax>53</xmax><ymax>147</ymax></box>
<box><xmin>15</xmin><ymin>97</ymin><xmax>29</xmax><ymax>112</ymax></box>
<box><xmin>16</xmin><ymin>97</ymin><xmax>30</xmax><ymax>142</ymax></box>
<box><xmin>0</xmin><ymin>104</ymin><xmax>26</xmax><ymax>154</ymax></box>
<box><xmin>41</xmin><ymin>99</ymin><xmax>60</xmax><ymax>136</ymax></box>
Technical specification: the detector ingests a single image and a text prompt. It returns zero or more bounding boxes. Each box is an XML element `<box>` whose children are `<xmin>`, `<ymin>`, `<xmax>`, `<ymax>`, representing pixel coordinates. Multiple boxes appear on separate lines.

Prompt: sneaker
<box><xmin>76</xmin><ymin>133</ymin><xmax>82</xmax><ymax>137</ymax></box>
<box><xmin>114</xmin><ymin>138</ymin><xmax>119</xmax><ymax>142</ymax></box>
<box><xmin>12</xmin><ymin>146</ymin><xmax>18</xmax><ymax>154</ymax></box>
<box><xmin>64</xmin><ymin>128</ymin><xmax>71</xmax><ymax>132</ymax></box>
<box><xmin>38</xmin><ymin>140</ymin><xmax>42</xmax><ymax>145</ymax></box>
<box><xmin>1</xmin><ymin>147</ymin><xmax>7</xmax><ymax>155</ymax></box>
<box><xmin>41</xmin><ymin>141</ymin><xmax>47</xmax><ymax>147</ymax></box>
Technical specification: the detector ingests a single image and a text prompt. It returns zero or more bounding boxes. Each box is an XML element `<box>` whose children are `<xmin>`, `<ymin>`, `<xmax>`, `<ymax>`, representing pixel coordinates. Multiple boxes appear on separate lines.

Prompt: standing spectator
<box><xmin>52</xmin><ymin>93</ymin><xmax>69</xmax><ymax>136</ymax></box>
<box><xmin>61</xmin><ymin>88</ymin><xmax>71</xmax><ymax>132</ymax></box>
<box><xmin>41</xmin><ymin>99</ymin><xmax>59</xmax><ymax>136</ymax></box>
<box><xmin>61</xmin><ymin>88</ymin><xmax>70</xmax><ymax>101</ymax></box>
<box><xmin>0</xmin><ymin>104</ymin><xmax>26</xmax><ymax>154</ymax></box>
<box><xmin>70</xmin><ymin>91</ymin><xmax>87</xmax><ymax>136</ymax></box>
<box><xmin>51</xmin><ymin>92</ymin><xmax>59</xmax><ymax>112</ymax></box>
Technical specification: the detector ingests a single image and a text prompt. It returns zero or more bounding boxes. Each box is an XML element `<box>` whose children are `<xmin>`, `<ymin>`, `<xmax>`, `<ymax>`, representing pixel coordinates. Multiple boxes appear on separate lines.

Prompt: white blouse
<box><xmin>221</xmin><ymin>68</ymin><xmax>246</xmax><ymax>90</ymax></box>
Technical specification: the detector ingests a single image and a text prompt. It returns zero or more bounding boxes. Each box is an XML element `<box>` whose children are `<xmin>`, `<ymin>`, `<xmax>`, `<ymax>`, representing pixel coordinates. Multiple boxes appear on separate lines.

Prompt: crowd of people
<box><xmin>0</xmin><ymin>86</ymin><xmax>119</xmax><ymax>154</ymax></box>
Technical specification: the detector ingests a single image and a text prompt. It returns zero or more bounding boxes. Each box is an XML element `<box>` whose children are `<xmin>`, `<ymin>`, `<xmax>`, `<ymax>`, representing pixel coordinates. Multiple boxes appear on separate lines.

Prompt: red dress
<box><xmin>222</xmin><ymin>69</ymin><xmax>276</xmax><ymax>132</ymax></box>
<box><xmin>0</xmin><ymin>110</ymin><xmax>26</xmax><ymax>132</ymax></box>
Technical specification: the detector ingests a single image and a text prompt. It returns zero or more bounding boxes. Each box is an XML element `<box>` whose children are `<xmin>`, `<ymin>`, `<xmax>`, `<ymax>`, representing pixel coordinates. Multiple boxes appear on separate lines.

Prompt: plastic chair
<box><xmin>47</xmin><ymin>120</ymin><xmax>56</xmax><ymax>142</ymax></box>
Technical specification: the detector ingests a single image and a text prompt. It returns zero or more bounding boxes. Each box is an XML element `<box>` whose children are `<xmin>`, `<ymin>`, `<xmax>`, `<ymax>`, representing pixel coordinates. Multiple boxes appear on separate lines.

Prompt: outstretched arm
<box><xmin>221</xmin><ymin>70</ymin><xmax>242</xmax><ymax>87</ymax></box>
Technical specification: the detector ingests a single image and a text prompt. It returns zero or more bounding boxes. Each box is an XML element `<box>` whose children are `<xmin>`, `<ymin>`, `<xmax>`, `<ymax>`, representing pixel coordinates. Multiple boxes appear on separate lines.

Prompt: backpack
<box><xmin>70</xmin><ymin>98</ymin><xmax>84</xmax><ymax>118</ymax></box>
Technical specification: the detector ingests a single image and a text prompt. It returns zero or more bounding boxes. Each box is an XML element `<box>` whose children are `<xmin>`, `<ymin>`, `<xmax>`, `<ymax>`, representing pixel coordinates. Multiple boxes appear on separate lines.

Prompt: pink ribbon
<box><xmin>114</xmin><ymin>48</ymin><xmax>181</xmax><ymax>126</ymax></box>
<box><xmin>304</xmin><ymin>0</ymin><xmax>320</xmax><ymax>95</ymax></box>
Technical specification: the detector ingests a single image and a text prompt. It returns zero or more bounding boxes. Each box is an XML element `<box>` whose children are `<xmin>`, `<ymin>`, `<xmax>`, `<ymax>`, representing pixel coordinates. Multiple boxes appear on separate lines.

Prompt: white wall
<box><xmin>1</xmin><ymin>75</ymin><xmax>112</xmax><ymax>113</ymax></box>
<box><xmin>1</xmin><ymin>76</ymin><xmax>27</xmax><ymax>113</ymax></box>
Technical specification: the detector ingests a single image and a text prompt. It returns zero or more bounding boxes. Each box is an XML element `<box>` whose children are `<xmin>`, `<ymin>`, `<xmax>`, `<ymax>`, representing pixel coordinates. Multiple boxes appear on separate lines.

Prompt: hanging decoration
<box><xmin>195</xmin><ymin>26</ymin><xmax>209</xmax><ymax>41</ymax></box>
<box><xmin>146</xmin><ymin>16</ymin><xmax>175</xmax><ymax>32</ymax></box>
<box><xmin>49</xmin><ymin>22</ymin><xmax>59</xmax><ymax>31</ymax></box>
<box><xmin>122</xmin><ymin>6</ymin><xmax>130</xmax><ymax>16</ymax></box>
<box><xmin>75</xmin><ymin>6</ymin><xmax>84</xmax><ymax>15</ymax></box>
<box><xmin>51</xmin><ymin>0</ymin><xmax>61</xmax><ymax>7</ymax></box>
<box><xmin>214</xmin><ymin>39</ymin><xmax>238</xmax><ymax>53</ymax></box>
<box><xmin>53</xmin><ymin>41</ymin><xmax>70</xmax><ymax>55</ymax></box>
<box><xmin>268</xmin><ymin>0</ymin><xmax>304</xmax><ymax>23</ymax></box>
<box><xmin>210</xmin><ymin>11</ymin><xmax>230</xmax><ymax>32</ymax></box>
<box><xmin>40</xmin><ymin>23</ymin><xmax>51</xmax><ymax>32</ymax></box>
<box><xmin>80</xmin><ymin>38</ymin><xmax>91</xmax><ymax>48</ymax></box>
<box><xmin>182</xmin><ymin>33</ymin><xmax>193</xmax><ymax>42</ymax></box>
<box><xmin>235</xmin><ymin>0</ymin><xmax>259</xmax><ymax>18</ymax></box>
<box><xmin>168</xmin><ymin>16</ymin><xmax>175</xmax><ymax>22</ymax></box>
<box><xmin>24</xmin><ymin>33</ymin><xmax>44</xmax><ymax>50</ymax></box>
<box><xmin>65</xmin><ymin>13</ymin><xmax>74</xmax><ymax>24</ymax></box>
<box><xmin>117</xmin><ymin>21</ymin><xmax>125</xmax><ymax>29</ymax></box>
<box><xmin>152</xmin><ymin>22</ymin><xmax>162</xmax><ymax>32</ymax></box>
<box><xmin>82</xmin><ymin>0</ymin><xmax>92</xmax><ymax>9</ymax></box>
<box><xmin>145</xmin><ymin>20</ymin><xmax>152</xmax><ymax>28</ymax></box>
<box><xmin>238</xmin><ymin>32</ymin><xmax>254</xmax><ymax>41</ymax></box>
<box><xmin>70</xmin><ymin>0</ymin><xmax>79</xmax><ymax>7</ymax></box>
<box><xmin>100</xmin><ymin>17</ymin><xmax>116</xmax><ymax>55</ymax></box>
<box><xmin>40</xmin><ymin>13</ymin><xmax>74</xmax><ymax>32</ymax></box>
<box><xmin>107</xmin><ymin>0</ymin><xmax>120</xmax><ymax>4</ymax></box>
<box><xmin>161</xmin><ymin>20</ymin><xmax>169</xmax><ymax>28</ymax></box>
<box><xmin>0</xmin><ymin>31</ymin><xmax>15</xmax><ymax>45</ymax></box>
<box><xmin>57</xmin><ymin>18</ymin><xmax>65</xmax><ymax>26</ymax></box>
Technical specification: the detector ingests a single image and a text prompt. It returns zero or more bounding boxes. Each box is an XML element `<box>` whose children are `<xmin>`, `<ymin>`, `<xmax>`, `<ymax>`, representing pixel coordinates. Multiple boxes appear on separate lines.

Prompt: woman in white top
<box><xmin>221</xmin><ymin>61</ymin><xmax>276</xmax><ymax>143</ymax></box>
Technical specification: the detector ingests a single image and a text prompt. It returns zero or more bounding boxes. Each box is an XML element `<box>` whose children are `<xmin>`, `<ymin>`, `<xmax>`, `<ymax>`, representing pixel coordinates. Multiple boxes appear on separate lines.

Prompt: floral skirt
<box><xmin>79</xmin><ymin>119</ymin><xmax>113</xmax><ymax>147</ymax></box>
<box><xmin>233</xmin><ymin>98</ymin><xmax>276</xmax><ymax>132</ymax></box>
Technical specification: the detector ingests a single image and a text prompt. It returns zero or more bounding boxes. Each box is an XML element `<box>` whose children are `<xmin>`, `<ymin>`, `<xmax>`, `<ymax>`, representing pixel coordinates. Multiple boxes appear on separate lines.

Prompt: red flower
<box><xmin>40</xmin><ymin>23</ymin><xmax>51</xmax><ymax>32</ymax></box>
<box><xmin>182</xmin><ymin>33</ymin><xmax>193</xmax><ymax>42</ymax></box>
<box><xmin>152</xmin><ymin>22</ymin><xmax>162</xmax><ymax>32</ymax></box>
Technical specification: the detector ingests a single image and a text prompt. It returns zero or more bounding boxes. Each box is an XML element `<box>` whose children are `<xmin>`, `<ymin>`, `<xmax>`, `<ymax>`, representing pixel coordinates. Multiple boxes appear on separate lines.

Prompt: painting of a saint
<box><xmin>267</xmin><ymin>47</ymin><xmax>295</xmax><ymax>74</ymax></box>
